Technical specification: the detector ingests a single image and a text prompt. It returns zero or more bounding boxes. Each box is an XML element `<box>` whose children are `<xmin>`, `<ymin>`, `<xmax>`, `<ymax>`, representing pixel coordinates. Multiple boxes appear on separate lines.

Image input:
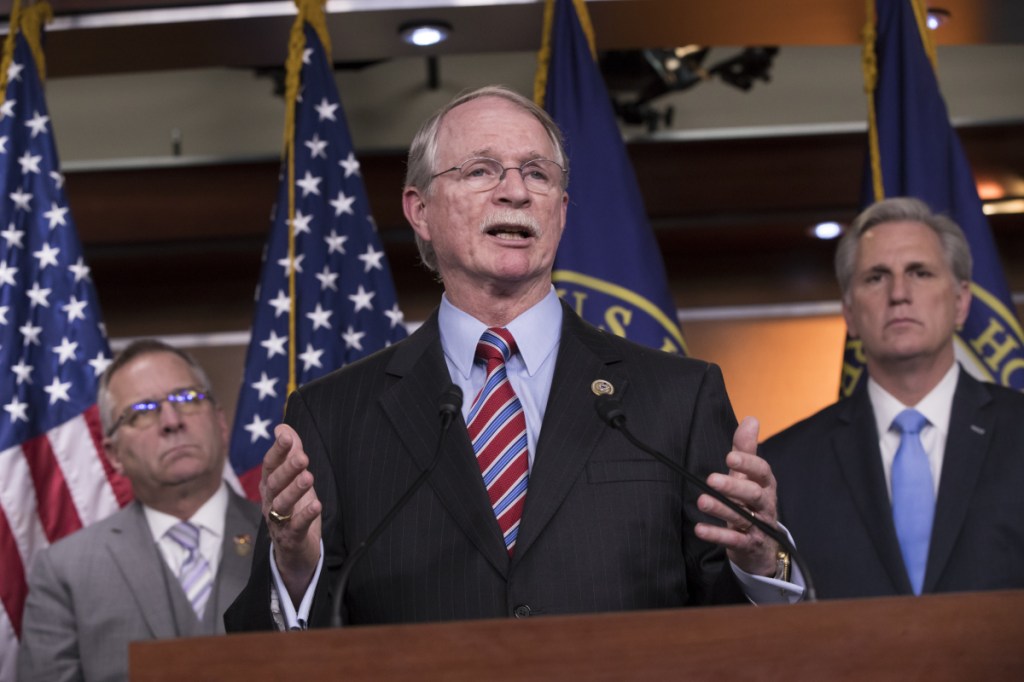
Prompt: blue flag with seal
<box><xmin>534</xmin><ymin>0</ymin><xmax>686</xmax><ymax>354</ymax></box>
<box><xmin>842</xmin><ymin>0</ymin><xmax>1024</xmax><ymax>395</ymax></box>
<box><xmin>229</xmin><ymin>0</ymin><xmax>407</xmax><ymax>498</ymax></box>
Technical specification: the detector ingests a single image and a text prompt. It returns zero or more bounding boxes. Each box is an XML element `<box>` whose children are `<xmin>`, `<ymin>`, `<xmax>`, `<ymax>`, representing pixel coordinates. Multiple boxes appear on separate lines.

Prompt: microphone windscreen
<box><xmin>439</xmin><ymin>384</ymin><xmax>463</xmax><ymax>416</ymax></box>
<box><xmin>594</xmin><ymin>394</ymin><xmax>625</xmax><ymax>425</ymax></box>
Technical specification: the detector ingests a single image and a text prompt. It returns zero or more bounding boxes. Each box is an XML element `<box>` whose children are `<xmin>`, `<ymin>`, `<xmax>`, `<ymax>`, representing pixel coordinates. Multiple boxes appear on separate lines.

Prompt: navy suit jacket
<box><xmin>226</xmin><ymin>303</ymin><xmax>746</xmax><ymax>630</ymax></box>
<box><xmin>761</xmin><ymin>368</ymin><xmax>1024</xmax><ymax>599</ymax></box>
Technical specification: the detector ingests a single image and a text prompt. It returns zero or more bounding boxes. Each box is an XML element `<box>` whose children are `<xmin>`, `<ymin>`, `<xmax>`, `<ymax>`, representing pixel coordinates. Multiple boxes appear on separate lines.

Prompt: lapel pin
<box><xmin>234</xmin><ymin>533</ymin><xmax>253</xmax><ymax>557</ymax></box>
<box><xmin>591</xmin><ymin>379</ymin><xmax>614</xmax><ymax>396</ymax></box>
<box><xmin>970</xmin><ymin>425</ymin><xmax>985</xmax><ymax>435</ymax></box>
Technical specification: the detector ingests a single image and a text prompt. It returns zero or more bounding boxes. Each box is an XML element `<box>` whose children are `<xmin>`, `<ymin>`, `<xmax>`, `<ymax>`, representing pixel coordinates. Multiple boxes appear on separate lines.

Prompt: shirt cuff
<box><xmin>730</xmin><ymin>522</ymin><xmax>806</xmax><ymax>605</ymax></box>
<box><xmin>269</xmin><ymin>540</ymin><xmax>324</xmax><ymax>630</ymax></box>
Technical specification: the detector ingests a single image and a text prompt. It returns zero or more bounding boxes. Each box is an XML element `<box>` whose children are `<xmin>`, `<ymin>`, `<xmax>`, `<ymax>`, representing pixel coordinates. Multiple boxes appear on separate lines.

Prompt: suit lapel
<box><xmin>924</xmin><ymin>370</ymin><xmax>994</xmax><ymax>592</ymax></box>
<box><xmin>832</xmin><ymin>386</ymin><xmax>912</xmax><ymax>593</ymax></box>
<box><xmin>378</xmin><ymin>313</ymin><xmax>511</xmax><ymax>576</ymax></box>
<box><xmin>214</xmin><ymin>491</ymin><xmax>260</xmax><ymax>632</ymax></box>
<box><xmin>107</xmin><ymin>503</ymin><xmax>179</xmax><ymax>638</ymax></box>
<box><xmin>512</xmin><ymin>306</ymin><xmax>627</xmax><ymax>563</ymax></box>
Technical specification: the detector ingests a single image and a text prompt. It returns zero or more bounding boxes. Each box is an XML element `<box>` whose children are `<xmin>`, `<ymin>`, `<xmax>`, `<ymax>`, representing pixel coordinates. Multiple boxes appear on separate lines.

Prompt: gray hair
<box><xmin>404</xmin><ymin>85</ymin><xmax>569</xmax><ymax>273</ymax></box>
<box><xmin>835</xmin><ymin>196</ymin><xmax>972</xmax><ymax>301</ymax></box>
<box><xmin>98</xmin><ymin>339</ymin><xmax>214</xmax><ymax>435</ymax></box>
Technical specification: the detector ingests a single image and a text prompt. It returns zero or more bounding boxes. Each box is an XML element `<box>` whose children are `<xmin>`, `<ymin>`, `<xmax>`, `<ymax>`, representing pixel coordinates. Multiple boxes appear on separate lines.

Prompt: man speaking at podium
<box><xmin>226</xmin><ymin>86</ymin><xmax>802</xmax><ymax>631</ymax></box>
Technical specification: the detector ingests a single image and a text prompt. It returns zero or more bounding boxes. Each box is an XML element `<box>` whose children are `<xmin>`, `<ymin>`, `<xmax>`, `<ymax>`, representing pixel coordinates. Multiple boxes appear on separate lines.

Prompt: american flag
<box><xmin>0</xmin><ymin>16</ymin><xmax>131</xmax><ymax>678</ymax></box>
<box><xmin>228</xmin><ymin>13</ymin><xmax>407</xmax><ymax>499</ymax></box>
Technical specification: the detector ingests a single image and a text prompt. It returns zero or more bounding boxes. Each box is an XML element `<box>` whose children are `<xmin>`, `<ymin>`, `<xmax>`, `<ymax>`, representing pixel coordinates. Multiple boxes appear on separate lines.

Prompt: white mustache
<box><xmin>480</xmin><ymin>210</ymin><xmax>541</xmax><ymax>237</ymax></box>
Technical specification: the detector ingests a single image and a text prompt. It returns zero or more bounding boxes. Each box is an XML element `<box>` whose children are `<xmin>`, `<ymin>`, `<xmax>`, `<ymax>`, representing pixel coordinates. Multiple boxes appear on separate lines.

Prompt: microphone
<box><xmin>594</xmin><ymin>394</ymin><xmax>817</xmax><ymax>602</ymax></box>
<box><xmin>330</xmin><ymin>384</ymin><xmax>464</xmax><ymax>627</ymax></box>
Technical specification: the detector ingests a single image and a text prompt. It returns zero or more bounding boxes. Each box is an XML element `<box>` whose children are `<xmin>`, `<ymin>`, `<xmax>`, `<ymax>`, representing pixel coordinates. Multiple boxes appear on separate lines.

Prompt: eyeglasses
<box><xmin>106</xmin><ymin>388</ymin><xmax>212</xmax><ymax>437</ymax></box>
<box><xmin>431</xmin><ymin>157</ymin><xmax>566</xmax><ymax>194</ymax></box>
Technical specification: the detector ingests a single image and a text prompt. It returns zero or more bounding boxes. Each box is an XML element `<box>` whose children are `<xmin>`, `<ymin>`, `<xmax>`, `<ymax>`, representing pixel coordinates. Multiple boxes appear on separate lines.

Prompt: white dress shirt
<box><xmin>867</xmin><ymin>362</ymin><xmax>959</xmax><ymax>498</ymax></box>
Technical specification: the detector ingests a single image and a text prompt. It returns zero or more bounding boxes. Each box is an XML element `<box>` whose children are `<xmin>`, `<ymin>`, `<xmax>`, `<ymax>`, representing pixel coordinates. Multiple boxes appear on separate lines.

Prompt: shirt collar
<box><xmin>439</xmin><ymin>287</ymin><xmax>562</xmax><ymax>379</ymax></box>
<box><xmin>143</xmin><ymin>482</ymin><xmax>229</xmax><ymax>541</ymax></box>
<box><xmin>868</xmin><ymin>362</ymin><xmax>960</xmax><ymax>434</ymax></box>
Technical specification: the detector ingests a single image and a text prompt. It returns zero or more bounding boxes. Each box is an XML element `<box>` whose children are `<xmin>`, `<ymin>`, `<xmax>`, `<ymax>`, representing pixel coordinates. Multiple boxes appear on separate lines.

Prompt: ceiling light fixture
<box><xmin>811</xmin><ymin>221</ymin><xmax>843</xmax><ymax>240</ymax></box>
<box><xmin>399</xmin><ymin>21</ymin><xmax>452</xmax><ymax>47</ymax></box>
<box><xmin>926</xmin><ymin>8</ymin><xmax>951</xmax><ymax>30</ymax></box>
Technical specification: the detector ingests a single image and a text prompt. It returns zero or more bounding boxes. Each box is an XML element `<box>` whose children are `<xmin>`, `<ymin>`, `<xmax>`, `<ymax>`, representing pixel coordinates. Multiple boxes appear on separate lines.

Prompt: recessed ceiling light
<box><xmin>399</xmin><ymin>21</ymin><xmax>451</xmax><ymax>47</ymax></box>
<box><xmin>811</xmin><ymin>221</ymin><xmax>843</xmax><ymax>240</ymax></box>
<box><xmin>926</xmin><ymin>8</ymin><xmax>951</xmax><ymax>30</ymax></box>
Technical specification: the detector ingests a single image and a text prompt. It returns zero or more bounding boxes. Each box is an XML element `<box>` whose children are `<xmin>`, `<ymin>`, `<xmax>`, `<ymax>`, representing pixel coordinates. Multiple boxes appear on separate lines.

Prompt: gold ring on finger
<box><xmin>269</xmin><ymin>509</ymin><xmax>292</xmax><ymax>524</ymax></box>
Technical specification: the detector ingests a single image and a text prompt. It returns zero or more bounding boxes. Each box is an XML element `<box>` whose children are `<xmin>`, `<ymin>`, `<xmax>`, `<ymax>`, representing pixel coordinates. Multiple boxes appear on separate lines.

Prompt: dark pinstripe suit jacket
<box><xmin>761</xmin><ymin>368</ymin><xmax>1024</xmax><ymax>599</ymax></box>
<box><xmin>226</xmin><ymin>303</ymin><xmax>746</xmax><ymax>629</ymax></box>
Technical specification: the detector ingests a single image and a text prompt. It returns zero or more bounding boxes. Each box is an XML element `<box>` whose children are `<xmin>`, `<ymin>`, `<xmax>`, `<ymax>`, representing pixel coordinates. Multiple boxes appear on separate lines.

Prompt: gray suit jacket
<box><xmin>762</xmin><ymin>368</ymin><xmax>1024</xmax><ymax>598</ymax></box>
<box><xmin>17</xmin><ymin>487</ymin><xmax>260</xmax><ymax>682</ymax></box>
<box><xmin>226</xmin><ymin>303</ymin><xmax>746</xmax><ymax>630</ymax></box>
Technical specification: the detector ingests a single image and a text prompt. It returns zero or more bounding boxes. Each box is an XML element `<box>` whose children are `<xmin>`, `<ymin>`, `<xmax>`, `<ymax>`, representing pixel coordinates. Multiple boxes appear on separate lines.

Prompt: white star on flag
<box><xmin>341</xmin><ymin>325</ymin><xmax>365</xmax><ymax>351</ymax></box>
<box><xmin>291</xmin><ymin>210</ymin><xmax>313</xmax><ymax>235</ymax></box>
<box><xmin>33</xmin><ymin>242</ymin><xmax>60</xmax><ymax>268</ymax></box>
<box><xmin>305</xmin><ymin>133</ymin><xmax>328</xmax><ymax>159</ymax></box>
<box><xmin>52</xmin><ymin>336</ymin><xmax>79</xmax><ymax>364</ymax></box>
<box><xmin>329</xmin><ymin>190</ymin><xmax>355</xmax><ymax>216</ymax></box>
<box><xmin>68</xmin><ymin>257</ymin><xmax>91</xmax><ymax>282</ymax></box>
<box><xmin>339</xmin><ymin>152</ymin><xmax>360</xmax><ymax>178</ymax></box>
<box><xmin>19</xmin><ymin>321</ymin><xmax>43</xmax><ymax>345</ymax></box>
<box><xmin>384</xmin><ymin>303</ymin><xmax>405</xmax><ymax>329</ymax></box>
<box><xmin>296</xmin><ymin>170</ymin><xmax>322</xmax><ymax>197</ymax></box>
<box><xmin>61</xmin><ymin>296</ymin><xmax>88</xmax><ymax>322</ymax></box>
<box><xmin>43</xmin><ymin>201</ymin><xmax>69</xmax><ymax>229</ymax></box>
<box><xmin>2</xmin><ymin>223</ymin><xmax>25</xmax><ymax>247</ymax></box>
<box><xmin>24</xmin><ymin>110</ymin><xmax>49</xmax><ymax>137</ymax></box>
<box><xmin>9</xmin><ymin>186</ymin><xmax>32</xmax><ymax>211</ymax></box>
<box><xmin>348</xmin><ymin>285</ymin><xmax>375</xmax><ymax>312</ymax></box>
<box><xmin>243</xmin><ymin>414</ymin><xmax>272</xmax><ymax>443</ymax></box>
<box><xmin>298</xmin><ymin>343</ymin><xmax>325</xmax><ymax>371</ymax></box>
<box><xmin>6</xmin><ymin>60</ymin><xmax>24</xmax><ymax>83</ymax></box>
<box><xmin>42</xmin><ymin>376</ymin><xmax>72</xmax><ymax>404</ymax></box>
<box><xmin>324</xmin><ymin>229</ymin><xmax>347</xmax><ymax>254</ymax></box>
<box><xmin>251</xmin><ymin>372</ymin><xmax>279</xmax><ymax>400</ymax></box>
<box><xmin>4</xmin><ymin>397</ymin><xmax>29</xmax><ymax>423</ymax></box>
<box><xmin>277</xmin><ymin>253</ymin><xmax>305</xmax><ymax>276</ymax></box>
<box><xmin>26</xmin><ymin>282</ymin><xmax>51</xmax><ymax>307</ymax></box>
<box><xmin>314</xmin><ymin>97</ymin><xmax>338</xmax><ymax>121</ymax></box>
<box><xmin>11</xmin><ymin>358</ymin><xmax>33</xmax><ymax>384</ymax></box>
<box><xmin>268</xmin><ymin>290</ymin><xmax>291</xmax><ymax>317</ymax></box>
<box><xmin>0</xmin><ymin>260</ymin><xmax>17</xmax><ymax>286</ymax></box>
<box><xmin>88</xmin><ymin>352</ymin><xmax>113</xmax><ymax>376</ymax></box>
<box><xmin>17</xmin><ymin>151</ymin><xmax>41</xmax><ymax>174</ymax></box>
<box><xmin>306</xmin><ymin>302</ymin><xmax>333</xmax><ymax>330</ymax></box>
<box><xmin>315</xmin><ymin>265</ymin><xmax>339</xmax><ymax>291</ymax></box>
<box><xmin>260</xmin><ymin>330</ymin><xmax>288</xmax><ymax>358</ymax></box>
<box><xmin>358</xmin><ymin>244</ymin><xmax>385</xmax><ymax>272</ymax></box>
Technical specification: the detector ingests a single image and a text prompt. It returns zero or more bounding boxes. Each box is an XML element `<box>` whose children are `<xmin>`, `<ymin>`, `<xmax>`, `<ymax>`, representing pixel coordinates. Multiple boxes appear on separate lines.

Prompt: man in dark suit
<box><xmin>762</xmin><ymin>197</ymin><xmax>1024</xmax><ymax>599</ymax></box>
<box><xmin>18</xmin><ymin>340</ymin><xmax>261</xmax><ymax>682</ymax></box>
<box><xmin>227</xmin><ymin>86</ymin><xmax>802</xmax><ymax>631</ymax></box>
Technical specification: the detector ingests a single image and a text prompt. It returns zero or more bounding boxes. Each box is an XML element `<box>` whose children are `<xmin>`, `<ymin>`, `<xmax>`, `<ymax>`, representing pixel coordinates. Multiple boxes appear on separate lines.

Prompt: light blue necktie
<box><xmin>166</xmin><ymin>521</ymin><xmax>214</xmax><ymax>618</ymax></box>
<box><xmin>891</xmin><ymin>409</ymin><xmax>935</xmax><ymax>595</ymax></box>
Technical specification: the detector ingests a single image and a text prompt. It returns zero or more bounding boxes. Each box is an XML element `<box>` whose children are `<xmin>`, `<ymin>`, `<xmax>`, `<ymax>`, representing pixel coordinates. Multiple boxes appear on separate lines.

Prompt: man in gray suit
<box><xmin>227</xmin><ymin>85</ymin><xmax>801</xmax><ymax>631</ymax></box>
<box><xmin>18</xmin><ymin>340</ymin><xmax>261</xmax><ymax>682</ymax></box>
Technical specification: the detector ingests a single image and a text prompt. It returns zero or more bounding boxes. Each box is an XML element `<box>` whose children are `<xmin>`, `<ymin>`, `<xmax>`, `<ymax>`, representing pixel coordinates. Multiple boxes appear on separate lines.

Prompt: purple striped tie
<box><xmin>467</xmin><ymin>327</ymin><xmax>530</xmax><ymax>555</ymax></box>
<box><xmin>166</xmin><ymin>521</ymin><xmax>213</xmax><ymax>618</ymax></box>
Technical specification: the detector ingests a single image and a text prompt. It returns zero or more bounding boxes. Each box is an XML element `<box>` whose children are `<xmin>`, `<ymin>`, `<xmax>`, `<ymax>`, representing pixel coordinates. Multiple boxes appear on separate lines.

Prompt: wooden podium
<box><xmin>131</xmin><ymin>590</ymin><xmax>1024</xmax><ymax>680</ymax></box>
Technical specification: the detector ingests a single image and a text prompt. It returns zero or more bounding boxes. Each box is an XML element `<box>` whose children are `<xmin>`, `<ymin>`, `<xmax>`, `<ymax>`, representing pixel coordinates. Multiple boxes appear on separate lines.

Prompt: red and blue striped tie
<box><xmin>467</xmin><ymin>327</ymin><xmax>529</xmax><ymax>555</ymax></box>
